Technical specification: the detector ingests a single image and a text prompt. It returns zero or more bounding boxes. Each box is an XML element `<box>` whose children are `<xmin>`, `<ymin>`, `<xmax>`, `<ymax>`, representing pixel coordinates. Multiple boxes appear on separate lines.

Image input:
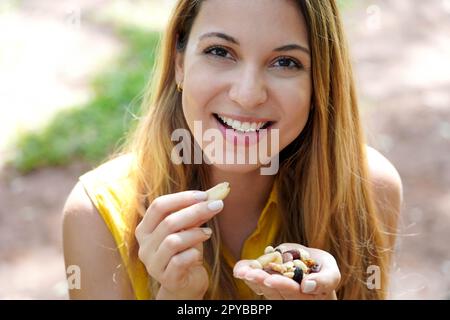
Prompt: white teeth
<box><xmin>224</xmin><ymin>117</ymin><xmax>234</xmax><ymax>127</ymax></box>
<box><xmin>217</xmin><ymin>115</ymin><xmax>268</xmax><ymax>133</ymax></box>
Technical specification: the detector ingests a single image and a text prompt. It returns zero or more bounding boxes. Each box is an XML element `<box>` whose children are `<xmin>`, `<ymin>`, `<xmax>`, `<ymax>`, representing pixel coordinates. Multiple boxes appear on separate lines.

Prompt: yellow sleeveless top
<box><xmin>79</xmin><ymin>154</ymin><xmax>281</xmax><ymax>300</ymax></box>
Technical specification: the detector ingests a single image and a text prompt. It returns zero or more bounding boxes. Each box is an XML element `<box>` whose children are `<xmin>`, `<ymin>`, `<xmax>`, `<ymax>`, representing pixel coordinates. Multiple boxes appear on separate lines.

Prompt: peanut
<box><xmin>249</xmin><ymin>260</ymin><xmax>263</xmax><ymax>270</ymax></box>
<box><xmin>268</xmin><ymin>262</ymin><xmax>287</xmax><ymax>274</ymax></box>
<box><xmin>283</xmin><ymin>261</ymin><xmax>295</xmax><ymax>270</ymax></box>
<box><xmin>256</xmin><ymin>251</ymin><xmax>283</xmax><ymax>267</ymax></box>
<box><xmin>283</xmin><ymin>271</ymin><xmax>295</xmax><ymax>279</ymax></box>
<box><xmin>299</xmin><ymin>248</ymin><xmax>310</xmax><ymax>260</ymax></box>
<box><xmin>293</xmin><ymin>259</ymin><xmax>308</xmax><ymax>273</ymax></box>
<box><xmin>264</xmin><ymin>246</ymin><xmax>275</xmax><ymax>254</ymax></box>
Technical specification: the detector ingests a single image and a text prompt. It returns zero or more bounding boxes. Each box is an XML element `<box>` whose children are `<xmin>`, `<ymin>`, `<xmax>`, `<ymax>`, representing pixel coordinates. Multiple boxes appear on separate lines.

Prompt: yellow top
<box><xmin>79</xmin><ymin>154</ymin><xmax>281</xmax><ymax>300</ymax></box>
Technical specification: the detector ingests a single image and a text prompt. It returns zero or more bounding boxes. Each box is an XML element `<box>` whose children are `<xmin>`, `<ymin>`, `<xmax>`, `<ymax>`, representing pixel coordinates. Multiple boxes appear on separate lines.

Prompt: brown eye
<box><xmin>273</xmin><ymin>57</ymin><xmax>302</xmax><ymax>70</ymax></box>
<box><xmin>204</xmin><ymin>46</ymin><xmax>232</xmax><ymax>59</ymax></box>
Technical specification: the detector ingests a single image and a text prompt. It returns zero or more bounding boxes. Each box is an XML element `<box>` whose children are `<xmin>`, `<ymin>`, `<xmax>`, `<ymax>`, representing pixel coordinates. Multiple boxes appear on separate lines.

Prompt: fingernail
<box><xmin>201</xmin><ymin>227</ymin><xmax>212</xmax><ymax>236</ymax></box>
<box><xmin>302</xmin><ymin>280</ymin><xmax>316</xmax><ymax>293</ymax></box>
<box><xmin>193</xmin><ymin>191</ymin><xmax>208</xmax><ymax>201</ymax></box>
<box><xmin>263</xmin><ymin>280</ymin><xmax>273</xmax><ymax>288</ymax></box>
<box><xmin>207</xmin><ymin>200</ymin><xmax>223</xmax><ymax>211</ymax></box>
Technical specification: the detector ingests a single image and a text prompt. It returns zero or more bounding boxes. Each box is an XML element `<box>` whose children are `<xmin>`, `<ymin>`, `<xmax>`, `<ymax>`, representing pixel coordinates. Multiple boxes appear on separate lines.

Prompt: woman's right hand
<box><xmin>135</xmin><ymin>190</ymin><xmax>224</xmax><ymax>300</ymax></box>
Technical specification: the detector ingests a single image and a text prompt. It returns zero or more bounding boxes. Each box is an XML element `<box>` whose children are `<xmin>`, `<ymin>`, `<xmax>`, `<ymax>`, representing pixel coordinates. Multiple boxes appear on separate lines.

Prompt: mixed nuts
<box><xmin>250</xmin><ymin>246</ymin><xmax>321</xmax><ymax>284</ymax></box>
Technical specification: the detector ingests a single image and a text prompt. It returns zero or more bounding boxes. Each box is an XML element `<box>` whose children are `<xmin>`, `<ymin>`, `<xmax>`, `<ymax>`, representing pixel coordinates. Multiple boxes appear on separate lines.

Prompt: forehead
<box><xmin>189</xmin><ymin>0</ymin><xmax>309</xmax><ymax>48</ymax></box>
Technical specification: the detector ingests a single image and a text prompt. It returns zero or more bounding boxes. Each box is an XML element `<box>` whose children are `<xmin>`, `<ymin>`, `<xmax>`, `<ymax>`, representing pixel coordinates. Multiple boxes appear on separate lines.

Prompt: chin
<box><xmin>208</xmin><ymin>162</ymin><xmax>264</xmax><ymax>174</ymax></box>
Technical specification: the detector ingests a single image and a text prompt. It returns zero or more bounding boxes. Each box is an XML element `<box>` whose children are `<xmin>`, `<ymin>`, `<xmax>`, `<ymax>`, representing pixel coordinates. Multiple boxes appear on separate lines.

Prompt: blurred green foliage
<box><xmin>337</xmin><ymin>0</ymin><xmax>355</xmax><ymax>10</ymax></box>
<box><xmin>11</xmin><ymin>27</ymin><xmax>161</xmax><ymax>173</ymax></box>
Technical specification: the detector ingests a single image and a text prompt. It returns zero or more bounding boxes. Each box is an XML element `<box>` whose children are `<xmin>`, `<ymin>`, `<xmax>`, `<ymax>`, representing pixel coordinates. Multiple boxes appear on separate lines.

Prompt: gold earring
<box><xmin>177</xmin><ymin>82</ymin><xmax>183</xmax><ymax>92</ymax></box>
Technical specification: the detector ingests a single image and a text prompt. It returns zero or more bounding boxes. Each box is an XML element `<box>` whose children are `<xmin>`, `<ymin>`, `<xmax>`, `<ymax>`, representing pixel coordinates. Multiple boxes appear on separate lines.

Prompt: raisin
<box><xmin>293</xmin><ymin>266</ymin><xmax>303</xmax><ymax>283</ymax></box>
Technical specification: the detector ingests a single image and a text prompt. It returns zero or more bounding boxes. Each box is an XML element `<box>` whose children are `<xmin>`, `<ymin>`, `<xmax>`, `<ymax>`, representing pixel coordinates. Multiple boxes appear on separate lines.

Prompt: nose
<box><xmin>229</xmin><ymin>65</ymin><xmax>268</xmax><ymax>109</ymax></box>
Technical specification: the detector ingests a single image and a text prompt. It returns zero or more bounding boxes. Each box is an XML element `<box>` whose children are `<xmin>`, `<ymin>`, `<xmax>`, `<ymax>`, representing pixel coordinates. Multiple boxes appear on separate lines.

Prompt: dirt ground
<box><xmin>0</xmin><ymin>0</ymin><xmax>449</xmax><ymax>299</ymax></box>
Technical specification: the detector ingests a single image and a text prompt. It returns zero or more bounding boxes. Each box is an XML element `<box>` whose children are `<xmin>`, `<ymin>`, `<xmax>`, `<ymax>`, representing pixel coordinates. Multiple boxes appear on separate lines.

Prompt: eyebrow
<box><xmin>199</xmin><ymin>32</ymin><xmax>310</xmax><ymax>55</ymax></box>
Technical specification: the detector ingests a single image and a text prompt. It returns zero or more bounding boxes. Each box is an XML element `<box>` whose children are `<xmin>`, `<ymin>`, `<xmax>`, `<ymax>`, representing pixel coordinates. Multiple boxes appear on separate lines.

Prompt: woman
<box><xmin>63</xmin><ymin>0</ymin><xmax>402</xmax><ymax>300</ymax></box>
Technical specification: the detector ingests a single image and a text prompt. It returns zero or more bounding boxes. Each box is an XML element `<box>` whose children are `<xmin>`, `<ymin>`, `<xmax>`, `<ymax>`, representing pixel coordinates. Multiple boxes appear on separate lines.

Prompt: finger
<box><xmin>162</xmin><ymin>247</ymin><xmax>203</xmax><ymax>290</ymax></box>
<box><xmin>243</xmin><ymin>280</ymin><xmax>265</xmax><ymax>296</ymax></box>
<box><xmin>263</xmin><ymin>274</ymin><xmax>315</xmax><ymax>300</ymax></box>
<box><xmin>137</xmin><ymin>234</ymin><xmax>158</xmax><ymax>277</ymax></box>
<box><xmin>274</xmin><ymin>244</ymin><xmax>341</xmax><ymax>296</ymax></box>
<box><xmin>155</xmin><ymin>228</ymin><xmax>212</xmax><ymax>274</ymax></box>
<box><xmin>194</xmin><ymin>241</ymin><xmax>203</xmax><ymax>256</ymax></box>
<box><xmin>137</xmin><ymin>227</ymin><xmax>210</xmax><ymax>281</ymax></box>
<box><xmin>301</xmin><ymin>271</ymin><xmax>340</xmax><ymax>296</ymax></box>
<box><xmin>152</xmin><ymin>200</ymin><xmax>223</xmax><ymax>252</ymax></box>
<box><xmin>136</xmin><ymin>190</ymin><xmax>208</xmax><ymax>239</ymax></box>
<box><xmin>233</xmin><ymin>259</ymin><xmax>255</xmax><ymax>279</ymax></box>
<box><xmin>301</xmin><ymin>252</ymin><xmax>340</xmax><ymax>295</ymax></box>
<box><xmin>243</xmin><ymin>269</ymin><xmax>283</xmax><ymax>300</ymax></box>
<box><xmin>236</xmin><ymin>265</ymin><xmax>267</xmax><ymax>296</ymax></box>
<box><xmin>259</xmin><ymin>285</ymin><xmax>284</xmax><ymax>300</ymax></box>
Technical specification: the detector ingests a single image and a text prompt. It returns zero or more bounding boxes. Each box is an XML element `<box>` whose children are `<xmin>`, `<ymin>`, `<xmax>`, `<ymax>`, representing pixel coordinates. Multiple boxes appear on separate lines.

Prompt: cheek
<box><xmin>183</xmin><ymin>61</ymin><xmax>221</xmax><ymax>118</ymax></box>
<box><xmin>181</xmin><ymin>61</ymin><xmax>223</xmax><ymax>145</ymax></box>
<box><xmin>280</xmin><ymin>90</ymin><xmax>311</xmax><ymax>146</ymax></box>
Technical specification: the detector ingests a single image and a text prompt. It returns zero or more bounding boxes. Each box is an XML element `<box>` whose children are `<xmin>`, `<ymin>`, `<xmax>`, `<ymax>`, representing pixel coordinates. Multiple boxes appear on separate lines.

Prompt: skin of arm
<box><xmin>62</xmin><ymin>182</ymin><xmax>136</xmax><ymax>299</ymax></box>
<box><xmin>366</xmin><ymin>146</ymin><xmax>403</xmax><ymax>256</ymax></box>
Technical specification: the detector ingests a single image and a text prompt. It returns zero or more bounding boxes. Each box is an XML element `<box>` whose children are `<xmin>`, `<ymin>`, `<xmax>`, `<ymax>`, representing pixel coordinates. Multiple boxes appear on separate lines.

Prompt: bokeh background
<box><xmin>0</xmin><ymin>0</ymin><xmax>449</xmax><ymax>299</ymax></box>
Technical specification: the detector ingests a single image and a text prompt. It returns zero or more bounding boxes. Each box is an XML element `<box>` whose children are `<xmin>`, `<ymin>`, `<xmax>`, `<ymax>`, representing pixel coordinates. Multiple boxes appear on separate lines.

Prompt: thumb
<box><xmin>301</xmin><ymin>264</ymin><xmax>341</xmax><ymax>295</ymax></box>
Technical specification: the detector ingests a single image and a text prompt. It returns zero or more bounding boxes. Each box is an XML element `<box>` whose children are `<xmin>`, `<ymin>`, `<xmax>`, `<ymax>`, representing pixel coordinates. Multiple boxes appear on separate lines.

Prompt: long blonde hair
<box><xmin>116</xmin><ymin>0</ymin><xmax>390</xmax><ymax>299</ymax></box>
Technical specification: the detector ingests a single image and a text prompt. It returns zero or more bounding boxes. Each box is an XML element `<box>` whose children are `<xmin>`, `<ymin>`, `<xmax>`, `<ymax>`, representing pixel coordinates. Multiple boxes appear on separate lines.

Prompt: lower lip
<box><xmin>213</xmin><ymin>115</ymin><xmax>272</xmax><ymax>147</ymax></box>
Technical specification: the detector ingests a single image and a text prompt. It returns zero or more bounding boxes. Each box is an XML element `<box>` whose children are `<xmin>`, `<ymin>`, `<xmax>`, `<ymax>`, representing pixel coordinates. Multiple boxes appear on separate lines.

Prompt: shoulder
<box><xmin>63</xmin><ymin>181</ymin><xmax>96</xmax><ymax>218</ymax></box>
<box><xmin>365</xmin><ymin>146</ymin><xmax>403</xmax><ymax>245</ymax></box>
<box><xmin>62</xmin><ymin>179</ymin><xmax>135</xmax><ymax>299</ymax></box>
<box><xmin>78</xmin><ymin>153</ymin><xmax>135</xmax><ymax>213</ymax></box>
<box><xmin>365</xmin><ymin>146</ymin><xmax>403</xmax><ymax>203</ymax></box>
<box><xmin>85</xmin><ymin>153</ymin><xmax>134</xmax><ymax>181</ymax></box>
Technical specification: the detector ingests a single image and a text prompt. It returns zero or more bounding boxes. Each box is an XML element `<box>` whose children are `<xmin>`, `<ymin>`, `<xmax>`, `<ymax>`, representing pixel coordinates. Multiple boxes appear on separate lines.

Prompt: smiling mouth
<box><xmin>213</xmin><ymin>113</ymin><xmax>274</xmax><ymax>133</ymax></box>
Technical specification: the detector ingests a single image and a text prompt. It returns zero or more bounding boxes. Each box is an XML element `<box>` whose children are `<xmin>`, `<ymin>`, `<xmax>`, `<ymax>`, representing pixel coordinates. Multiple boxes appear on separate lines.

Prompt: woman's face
<box><xmin>175</xmin><ymin>0</ymin><xmax>312</xmax><ymax>173</ymax></box>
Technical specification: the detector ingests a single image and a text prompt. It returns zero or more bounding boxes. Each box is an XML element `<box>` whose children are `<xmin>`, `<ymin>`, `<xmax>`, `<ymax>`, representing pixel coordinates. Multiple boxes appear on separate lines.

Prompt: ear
<box><xmin>174</xmin><ymin>50</ymin><xmax>185</xmax><ymax>85</ymax></box>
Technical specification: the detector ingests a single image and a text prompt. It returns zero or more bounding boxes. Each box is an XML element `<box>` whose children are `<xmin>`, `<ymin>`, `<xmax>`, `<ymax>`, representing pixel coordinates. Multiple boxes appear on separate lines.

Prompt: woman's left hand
<box><xmin>233</xmin><ymin>243</ymin><xmax>341</xmax><ymax>300</ymax></box>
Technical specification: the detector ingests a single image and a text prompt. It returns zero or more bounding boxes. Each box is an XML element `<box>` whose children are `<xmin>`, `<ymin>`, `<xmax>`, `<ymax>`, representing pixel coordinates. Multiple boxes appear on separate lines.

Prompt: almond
<box><xmin>206</xmin><ymin>182</ymin><xmax>231</xmax><ymax>201</ymax></box>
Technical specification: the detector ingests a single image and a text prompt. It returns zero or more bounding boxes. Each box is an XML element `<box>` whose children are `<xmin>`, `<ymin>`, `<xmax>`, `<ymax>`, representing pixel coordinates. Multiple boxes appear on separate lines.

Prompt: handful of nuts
<box><xmin>250</xmin><ymin>246</ymin><xmax>321</xmax><ymax>284</ymax></box>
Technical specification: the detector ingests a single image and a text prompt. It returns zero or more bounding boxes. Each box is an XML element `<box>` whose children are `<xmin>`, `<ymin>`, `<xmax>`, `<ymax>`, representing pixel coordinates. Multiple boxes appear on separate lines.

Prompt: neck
<box><xmin>208</xmin><ymin>167</ymin><xmax>276</xmax><ymax>222</ymax></box>
<box><xmin>207</xmin><ymin>167</ymin><xmax>276</xmax><ymax>260</ymax></box>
